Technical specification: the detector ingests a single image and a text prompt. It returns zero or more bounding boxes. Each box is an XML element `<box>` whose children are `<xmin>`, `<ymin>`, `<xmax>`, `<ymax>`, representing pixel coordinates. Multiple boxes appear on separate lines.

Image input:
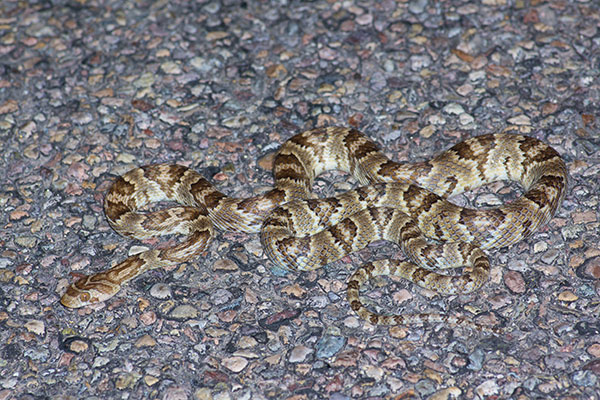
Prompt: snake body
<box><xmin>61</xmin><ymin>127</ymin><xmax>567</xmax><ymax>331</ymax></box>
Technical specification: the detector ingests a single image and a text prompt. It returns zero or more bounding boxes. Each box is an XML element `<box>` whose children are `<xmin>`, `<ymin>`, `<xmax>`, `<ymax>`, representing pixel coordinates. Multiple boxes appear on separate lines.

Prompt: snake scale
<box><xmin>61</xmin><ymin>127</ymin><xmax>567</xmax><ymax>332</ymax></box>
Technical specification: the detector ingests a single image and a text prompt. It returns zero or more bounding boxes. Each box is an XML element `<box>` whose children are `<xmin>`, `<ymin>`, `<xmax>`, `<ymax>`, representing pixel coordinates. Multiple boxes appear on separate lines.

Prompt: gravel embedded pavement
<box><xmin>1</xmin><ymin>0</ymin><xmax>599</xmax><ymax>399</ymax></box>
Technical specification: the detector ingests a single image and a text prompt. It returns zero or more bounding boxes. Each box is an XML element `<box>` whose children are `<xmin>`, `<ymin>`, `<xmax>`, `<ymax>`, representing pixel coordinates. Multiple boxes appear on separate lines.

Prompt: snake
<box><xmin>60</xmin><ymin>127</ymin><xmax>567</xmax><ymax>332</ymax></box>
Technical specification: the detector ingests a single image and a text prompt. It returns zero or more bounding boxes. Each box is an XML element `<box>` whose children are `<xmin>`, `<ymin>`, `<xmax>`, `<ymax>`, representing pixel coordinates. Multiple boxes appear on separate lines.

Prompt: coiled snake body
<box><xmin>61</xmin><ymin>127</ymin><xmax>567</xmax><ymax>331</ymax></box>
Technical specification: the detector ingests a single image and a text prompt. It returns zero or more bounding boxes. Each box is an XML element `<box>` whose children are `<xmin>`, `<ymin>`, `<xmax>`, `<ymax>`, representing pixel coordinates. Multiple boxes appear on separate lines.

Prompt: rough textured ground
<box><xmin>1</xmin><ymin>0</ymin><xmax>599</xmax><ymax>399</ymax></box>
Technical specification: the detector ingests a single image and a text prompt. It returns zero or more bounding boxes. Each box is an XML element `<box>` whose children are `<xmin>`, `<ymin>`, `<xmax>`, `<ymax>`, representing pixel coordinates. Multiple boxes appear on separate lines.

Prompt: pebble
<box><xmin>356</xmin><ymin>13</ymin><xmax>373</xmax><ymax>26</ymax></box>
<box><xmin>0</xmin><ymin>100</ymin><xmax>19</xmax><ymax>114</ymax></box>
<box><xmin>308</xmin><ymin>295</ymin><xmax>329</xmax><ymax>308</ymax></box>
<box><xmin>456</xmin><ymin>83</ymin><xmax>473</xmax><ymax>96</ymax></box>
<box><xmin>443</xmin><ymin>103</ymin><xmax>465</xmax><ymax>115</ymax></box>
<box><xmin>203</xmin><ymin>2</ymin><xmax>220</xmax><ymax>13</ymax></box>
<box><xmin>222</xmin><ymin>356</ymin><xmax>248</xmax><ymax>373</ymax></box>
<box><xmin>428</xmin><ymin>114</ymin><xmax>446</xmax><ymax>125</ymax></box>
<box><xmin>133</xmin><ymin>72</ymin><xmax>155</xmax><ymax>88</ymax></box>
<box><xmin>459</xmin><ymin>113</ymin><xmax>475</xmax><ymax>126</ymax></box>
<box><xmin>468</xmin><ymin>348</ymin><xmax>485</xmax><ymax>371</ymax></box>
<box><xmin>534</xmin><ymin>241</ymin><xmax>548</xmax><ymax>253</ymax></box>
<box><xmin>222</xmin><ymin>115</ymin><xmax>250</xmax><ymax>128</ymax></box>
<box><xmin>134</xmin><ymin>334</ymin><xmax>157</xmax><ymax>347</ymax></box>
<box><xmin>415</xmin><ymin>379</ymin><xmax>436</xmax><ymax>396</ymax></box>
<box><xmin>24</xmin><ymin>347</ymin><xmax>49</xmax><ymax>362</ymax></box>
<box><xmin>475</xmin><ymin>379</ymin><xmax>499</xmax><ymax>396</ymax></box>
<box><xmin>419</xmin><ymin>125</ymin><xmax>436</xmax><ymax>138</ymax></box>
<box><xmin>160</xmin><ymin>61</ymin><xmax>182</xmax><ymax>74</ymax></box>
<box><xmin>572</xmin><ymin>370</ymin><xmax>597</xmax><ymax>387</ymax></box>
<box><xmin>168</xmin><ymin>305</ymin><xmax>199</xmax><ymax>320</ymax></box>
<box><xmin>581</xmin><ymin>257</ymin><xmax>600</xmax><ymax>279</ymax></box>
<box><xmin>259</xmin><ymin>309</ymin><xmax>300</xmax><ymax>331</ymax></box>
<box><xmin>343</xmin><ymin>316</ymin><xmax>360</xmax><ymax>328</ymax></box>
<box><xmin>115</xmin><ymin>372</ymin><xmax>141</xmax><ymax>390</ymax></box>
<box><xmin>557</xmin><ymin>290</ymin><xmax>578</xmax><ymax>302</ymax></box>
<box><xmin>289</xmin><ymin>345</ymin><xmax>313</xmax><ymax>363</ymax></box>
<box><xmin>190</xmin><ymin>56</ymin><xmax>222</xmax><ymax>74</ymax></box>
<box><xmin>429</xmin><ymin>386</ymin><xmax>462</xmax><ymax>400</ymax></box>
<box><xmin>92</xmin><ymin>356</ymin><xmax>111</xmax><ymax>368</ymax></box>
<box><xmin>206</xmin><ymin>31</ymin><xmax>229</xmax><ymax>41</ymax></box>
<box><xmin>150</xmin><ymin>283</ymin><xmax>172</xmax><ymax>299</ymax></box>
<box><xmin>281</xmin><ymin>283</ymin><xmax>306</xmax><ymax>298</ymax></box>
<box><xmin>316</xmin><ymin>335</ymin><xmax>346</xmax><ymax>359</ymax></box>
<box><xmin>24</xmin><ymin>319</ymin><xmax>44</xmax><ymax>335</ymax></box>
<box><xmin>237</xmin><ymin>336</ymin><xmax>258</xmax><ymax>349</ymax></box>
<box><xmin>144</xmin><ymin>375</ymin><xmax>159</xmax><ymax>386</ymax></box>
<box><xmin>15</xmin><ymin>236</ymin><xmax>38</xmax><ymax>248</ymax></box>
<box><xmin>329</xmin><ymin>394</ymin><xmax>350</xmax><ymax>400</ymax></box>
<box><xmin>507</xmin><ymin>114</ymin><xmax>532</xmax><ymax>125</ymax></box>
<box><xmin>562</xmin><ymin>224</ymin><xmax>585</xmax><ymax>240</ymax></box>
<box><xmin>583</xmin><ymin>359</ymin><xmax>600</xmax><ymax>375</ymax></box>
<box><xmin>410</xmin><ymin>54</ymin><xmax>432</xmax><ymax>71</ymax></box>
<box><xmin>213</xmin><ymin>258</ymin><xmax>238</xmax><ymax>271</ymax></box>
<box><xmin>408</xmin><ymin>0</ymin><xmax>428</xmax><ymax>14</ymax></box>
<box><xmin>210</xmin><ymin>288</ymin><xmax>233</xmax><ymax>305</ymax></box>
<box><xmin>67</xmin><ymin>340</ymin><xmax>89</xmax><ymax>354</ymax></box>
<box><xmin>215</xmin><ymin>392</ymin><xmax>233</xmax><ymax>400</ymax></box>
<box><xmin>544</xmin><ymin>353</ymin><xmax>569</xmax><ymax>370</ymax></box>
<box><xmin>504</xmin><ymin>270</ymin><xmax>526</xmax><ymax>293</ymax></box>
<box><xmin>541</xmin><ymin>248</ymin><xmax>560</xmax><ymax>264</ymax></box>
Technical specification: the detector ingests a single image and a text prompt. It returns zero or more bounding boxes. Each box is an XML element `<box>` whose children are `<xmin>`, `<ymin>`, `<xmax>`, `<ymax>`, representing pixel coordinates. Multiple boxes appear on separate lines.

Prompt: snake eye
<box><xmin>80</xmin><ymin>292</ymin><xmax>90</xmax><ymax>302</ymax></box>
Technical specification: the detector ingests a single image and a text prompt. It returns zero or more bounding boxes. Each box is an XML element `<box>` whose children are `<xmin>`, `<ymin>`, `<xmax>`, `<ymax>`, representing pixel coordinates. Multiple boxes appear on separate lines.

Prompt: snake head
<box><xmin>60</xmin><ymin>275</ymin><xmax>117</xmax><ymax>308</ymax></box>
<box><xmin>60</xmin><ymin>284</ymin><xmax>94</xmax><ymax>308</ymax></box>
